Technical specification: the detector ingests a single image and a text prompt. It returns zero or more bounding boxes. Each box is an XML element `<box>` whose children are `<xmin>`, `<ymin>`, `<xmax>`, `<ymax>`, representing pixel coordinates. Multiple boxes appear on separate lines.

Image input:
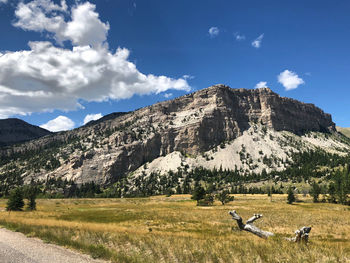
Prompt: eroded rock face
<box><xmin>209</xmin><ymin>85</ymin><xmax>335</xmax><ymax>134</ymax></box>
<box><xmin>0</xmin><ymin>85</ymin><xmax>336</xmax><ymax>184</ymax></box>
<box><xmin>136</xmin><ymin>84</ymin><xmax>335</xmax><ymax>155</ymax></box>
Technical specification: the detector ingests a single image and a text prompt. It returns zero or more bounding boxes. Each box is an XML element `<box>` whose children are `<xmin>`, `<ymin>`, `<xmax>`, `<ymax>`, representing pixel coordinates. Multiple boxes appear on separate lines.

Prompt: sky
<box><xmin>0</xmin><ymin>0</ymin><xmax>349</xmax><ymax>131</ymax></box>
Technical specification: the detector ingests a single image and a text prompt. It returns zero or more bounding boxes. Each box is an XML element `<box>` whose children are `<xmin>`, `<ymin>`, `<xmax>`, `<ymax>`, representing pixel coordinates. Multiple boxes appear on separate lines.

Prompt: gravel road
<box><xmin>0</xmin><ymin>228</ymin><xmax>108</xmax><ymax>263</ymax></box>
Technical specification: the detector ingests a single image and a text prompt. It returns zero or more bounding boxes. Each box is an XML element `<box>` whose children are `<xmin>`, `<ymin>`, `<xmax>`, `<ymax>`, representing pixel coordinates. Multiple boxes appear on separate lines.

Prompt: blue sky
<box><xmin>0</xmin><ymin>0</ymin><xmax>349</xmax><ymax>131</ymax></box>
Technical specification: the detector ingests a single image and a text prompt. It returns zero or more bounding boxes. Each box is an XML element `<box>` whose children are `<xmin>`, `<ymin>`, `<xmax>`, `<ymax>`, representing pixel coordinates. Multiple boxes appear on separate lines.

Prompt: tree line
<box><xmin>1</xmin><ymin>149</ymin><xmax>350</xmax><ymax>206</ymax></box>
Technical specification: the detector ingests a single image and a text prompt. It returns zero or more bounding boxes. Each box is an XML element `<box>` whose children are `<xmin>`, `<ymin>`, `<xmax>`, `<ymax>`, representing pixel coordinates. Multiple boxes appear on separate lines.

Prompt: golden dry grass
<box><xmin>0</xmin><ymin>195</ymin><xmax>350</xmax><ymax>262</ymax></box>
<box><xmin>337</xmin><ymin>126</ymin><xmax>350</xmax><ymax>138</ymax></box>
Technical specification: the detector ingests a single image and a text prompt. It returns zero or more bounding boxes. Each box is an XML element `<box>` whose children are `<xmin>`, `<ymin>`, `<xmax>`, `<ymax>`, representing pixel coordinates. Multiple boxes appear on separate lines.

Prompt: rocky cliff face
<box><xmin>0</xmin><ymin>118</ymin><xmax>51</xmax><ymax>147</ymax></box>
<box><xmin>0</xmin><ymin>85</ymin><xmax>337</xmax><ymax>185</ymax></box>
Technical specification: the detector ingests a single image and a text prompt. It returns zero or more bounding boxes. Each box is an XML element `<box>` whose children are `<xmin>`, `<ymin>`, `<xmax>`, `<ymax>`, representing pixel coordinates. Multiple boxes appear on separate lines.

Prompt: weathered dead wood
<box><xmin>229</xmin><ymin>210</ymin><xmax>274</xmax><ymax>238</ymax></box>
<box><xmin>229</xmin><ymin>210</ymin><xmax>311</xmax><ymax>242</ymax></box>
<box><xmin>286</xmin><ymin>226</ymin><xmax>312</xmax><ymax>243</ymax></box>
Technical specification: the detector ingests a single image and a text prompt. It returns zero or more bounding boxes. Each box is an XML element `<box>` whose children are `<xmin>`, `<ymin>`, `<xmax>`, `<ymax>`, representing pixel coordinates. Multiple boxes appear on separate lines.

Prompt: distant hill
<box><xmin>336</xmin><ymin>127</ymin><xmax>350</xmax><ymax>138</ymax></box>
<box><xmin>0</xmin><ymin>118</ymin><xmax>51</xmax><ymax>147</ymax></box>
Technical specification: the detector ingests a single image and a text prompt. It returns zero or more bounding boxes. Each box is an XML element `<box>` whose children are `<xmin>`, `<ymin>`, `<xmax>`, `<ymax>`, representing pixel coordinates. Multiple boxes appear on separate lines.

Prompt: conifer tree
<box><xmin>191</xmin><ymin>185</ymin><xmax>206</xmax><ymax>205</ymax></box>
<box><xmin>327</xmin><ymin>182</ymin><xmax>337</xmax><ymax>203</ymax></box>
<box><xmin>287</xmin><ymin>186</ymin><xmax>296</xmax><ymax>204</ymax></box>
<box><xmin>310</xmin><ymin>181</ymin><xmax>321</xmax><ymax>203</ymax></box>
<box><xmin>24</xmin><ymin>185</ymin><xmax>39</xmax><ymax>211</ymax></box>
<box><xmin>6</xmin><ymin>188</ymin><xmax>24</xmax><ymax>211</ymax></box>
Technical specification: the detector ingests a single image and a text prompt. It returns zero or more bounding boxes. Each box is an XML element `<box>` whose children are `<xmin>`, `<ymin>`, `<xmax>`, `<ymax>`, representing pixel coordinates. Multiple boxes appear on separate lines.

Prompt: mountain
<box><xmin>1</xmin><ymin>85</ymin><xmax>349</xmax><ymax>196</ymax></box>
<box><xmin>0</xmin><ymin>118</ymin><xmax>51</xmax><ymax>147</ymax></box>
<box><xmin>337</xmin><ymin>127</ymin><xmax>350</xmax><ymax>138</ymax></box>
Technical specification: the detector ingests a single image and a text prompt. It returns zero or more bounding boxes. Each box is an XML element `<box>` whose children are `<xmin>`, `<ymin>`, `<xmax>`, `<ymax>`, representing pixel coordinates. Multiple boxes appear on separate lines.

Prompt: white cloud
<box><xmin>252</xmin><ymin>34</ymin><xmax>264</xmax><ymax>48</ymax></box>
<box><xmin>63</xmin><ymin>2</ymin><xmax>109</xmax><ymax>48</ymax></box>
<box><xmin>0</xmin><ymin>43</ymin><xmax>190</xmax><ymax>118</ymax></box>
<box><xmin>40</xmin><ymin>115</ymin><xmax>75</xmax><ymax>132</ymax></box>
<box><xmin>13</xmin><ymin>1</ymin><xmax>108</xmax><ymax>48</ymax></box>
<box><xmin>234</xmin><ymin>32</ymin><xmax>245</xmax><ymax>41</ymax></box>
<box><xmin>208</xmin><ymin>27</ymin><xmax>219</xmax><ymax>38</ymax></box>
<box><xmin>83</xmin><ymin>113</ymin><xmax>103</xmax><ymax>125</ymax></box>
<box><xmin>255</xmin><ymin>81</ymin><xmax>267</xmax><ymax>89</ymax></box>
<box><xmin>278</xmin><ymin>70</ymin><xmax>305</xmax><ymax>91</ymax></box>
<box><xmin>163</xmin><ymin>93</ymin><xmax>173</xmax><ymax>98</ymax></box>
<box><xmin>0</xmin><ymin>0</ymin><xmax>8</xmax><ymax>4</ymax></box>
<box><xmin>0</xmin><ymin>1</ymin><xmax>190</xmax><ymax>118</ymax></box>
<box><xmin>183</xmin><ymin>75</ymin><xmax>194</xmax><ymax>80</ymax></box>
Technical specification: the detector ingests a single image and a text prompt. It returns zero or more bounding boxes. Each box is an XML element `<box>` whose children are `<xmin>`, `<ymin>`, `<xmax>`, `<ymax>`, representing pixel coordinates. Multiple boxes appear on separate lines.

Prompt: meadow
<box><xmin>0</xmin><ymin>195</ymin><xmax>349</xmax><ymax>263</ymax></box>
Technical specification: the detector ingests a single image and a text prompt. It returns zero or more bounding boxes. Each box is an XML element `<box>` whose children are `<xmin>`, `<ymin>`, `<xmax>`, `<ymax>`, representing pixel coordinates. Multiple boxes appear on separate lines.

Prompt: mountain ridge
<box><xmin>0</xmin><ymin>118</ymin><xmax>51</xmax><ymax>147</ymax></box>
<box><xmin>0</xmin><ymin>85</ymin><xmax>346</xmax><ymax>193</ymax></box>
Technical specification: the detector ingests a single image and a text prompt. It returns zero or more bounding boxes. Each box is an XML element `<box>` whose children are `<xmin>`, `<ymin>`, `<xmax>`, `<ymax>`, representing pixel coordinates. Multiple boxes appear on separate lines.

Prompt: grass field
<box><xmin>0</xmin><ymin>195</ymin><xmax>350</xmax><ymax>262</ymax></box>
<box><xmin>337</xmin><ymin>126</ymin><xmax>350</xmax><ymax>138</ymax></box>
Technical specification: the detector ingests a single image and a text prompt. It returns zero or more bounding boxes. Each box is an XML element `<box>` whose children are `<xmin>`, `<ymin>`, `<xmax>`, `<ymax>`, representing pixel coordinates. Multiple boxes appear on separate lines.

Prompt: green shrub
<box><xmin>197</xmin><ymin>194</ymin><xmax>214</xmax><ymax>206</ymax></box>
<box><xmin>216</xmin><ymin>191</ymin><xmax>234</xmax><ymax>205</ymax></box>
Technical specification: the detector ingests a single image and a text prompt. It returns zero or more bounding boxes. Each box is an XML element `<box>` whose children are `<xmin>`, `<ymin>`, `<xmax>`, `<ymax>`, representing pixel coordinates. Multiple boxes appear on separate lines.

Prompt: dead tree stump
<box><xmin>229</xmin><ymin>210</ymin><xmax>311</xmax><ymax>242</ymax></box>
<box><xmin>286</xmin><ymin>226</ymin><xmax>311</xmax><ymax>243</ymax></box>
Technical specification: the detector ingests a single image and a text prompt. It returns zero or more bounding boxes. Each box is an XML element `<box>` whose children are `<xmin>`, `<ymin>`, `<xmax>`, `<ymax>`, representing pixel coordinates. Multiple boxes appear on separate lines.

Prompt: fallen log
<box><xmin>229</xmin><ymin>210</ymin><xmax>311</xmax><ymax>242</ymax></box>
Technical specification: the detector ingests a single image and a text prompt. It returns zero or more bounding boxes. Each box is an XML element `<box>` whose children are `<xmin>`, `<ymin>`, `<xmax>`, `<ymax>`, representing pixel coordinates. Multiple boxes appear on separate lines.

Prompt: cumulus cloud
<box><xmin>255</xmin><ymin>81</ymin><xmax>267</xmax><ymax>89</ymax></box>
<box><xmin>0</xmin><ymin>1</ymin><xmax>190</xmax><ymax>118</ymax></box>
<box><xmin>13</xmin><ymin>0</ymin><xmax>109</xmax><ymax>48</ymax></box>
<box><xmin>252</xmin><ymin>34</ymin><xmax>264</xmax><ymax>48</ymax></box>
<box><xmin>83</xmin><ymin>113</ymin><xmax>103</xmax><ymax>125</ymax></box>
<box><xmin>278</xmin><ymin>70</ymin><xmax>305</xmax><ymax>91</ymax></box>
<box><xmin>208</xmin><ymin>27</ymin><xmax>219</xmax><ymax>38</ymax></box>
<box><xmin>40</xmin><ymin>115</ymin><xmax>75</xmax><ymax>132</ymax></box>
<box><xmin>13</xmin><ymin>0</ymin><xmax>68</xmax><ymax>39</ymax></box>
<box><xmin>234</xmin><ymin>32</ymin><xmax>245</xmax><ymax>41</ymax></box>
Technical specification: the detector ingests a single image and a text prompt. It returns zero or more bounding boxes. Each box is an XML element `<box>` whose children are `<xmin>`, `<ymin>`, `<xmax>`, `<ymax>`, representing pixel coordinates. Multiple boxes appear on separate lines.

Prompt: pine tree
<box><xmin>287</xmin><ymin>186</ymin><xmax>296</xmax><ymax>204</ymax></box>
<box><xmin>191</xmin><ymin>185</ymin><xmax>206</xmax><ymax>205</ymax></box>
<box><xmin>24</xmin><ymin>185</ymin><xmax>38</xmax><ymax>211</ymax></box>
<box><xmin>327</xmin><ymin>182</ymin><xmax>337</xmax><ymax>203</ymax></box>
<box><xmin>310</xmin><ymin>181</ymin><xmax>321</xmax><ymax>203</ymax></box>
<box><xmin>333</xmin><ymin>170</ymin><xmax>348</xmax><ymax>205</ymax></box>
<box><xmin>6</xmin><ymin>188</ymin><xmax>24</xmax><ymax>211</ymax></box>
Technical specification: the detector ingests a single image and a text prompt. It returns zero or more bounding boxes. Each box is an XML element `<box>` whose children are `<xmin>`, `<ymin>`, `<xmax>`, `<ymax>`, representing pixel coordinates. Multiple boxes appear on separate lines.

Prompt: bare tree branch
<box><xmin>229</xmin><ymin>210</ymin><xmax>274</xmax><ymax>239</ymax></box>
<box><xmin>229</xmin><ymin>210</ymin><xmax>311</xmax><ymax>242</ymax></box>
<box><xmin>246</xmin><ymin>214</ymin><xmax>263</xmax><ymax>224</ymax></box>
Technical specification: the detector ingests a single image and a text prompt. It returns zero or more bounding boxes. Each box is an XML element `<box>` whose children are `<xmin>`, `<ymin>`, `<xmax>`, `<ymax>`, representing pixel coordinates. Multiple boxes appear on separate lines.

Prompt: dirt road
<box><xmin>0</xmin><ymin>228</ymin><xmax>107</xmax><ymax>263</ymax></box>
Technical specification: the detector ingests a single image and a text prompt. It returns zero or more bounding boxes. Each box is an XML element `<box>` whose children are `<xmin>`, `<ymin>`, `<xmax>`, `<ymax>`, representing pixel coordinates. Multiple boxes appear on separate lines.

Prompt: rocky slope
<box><xmin>0</xmin><ymin>85</ymin><xmax>346</xmax><ymax>188</ymax></box>
<box><xmin>0</xmin><ymin>118</ymin><xmax>51</xmax><ymax>147</ymax></box>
